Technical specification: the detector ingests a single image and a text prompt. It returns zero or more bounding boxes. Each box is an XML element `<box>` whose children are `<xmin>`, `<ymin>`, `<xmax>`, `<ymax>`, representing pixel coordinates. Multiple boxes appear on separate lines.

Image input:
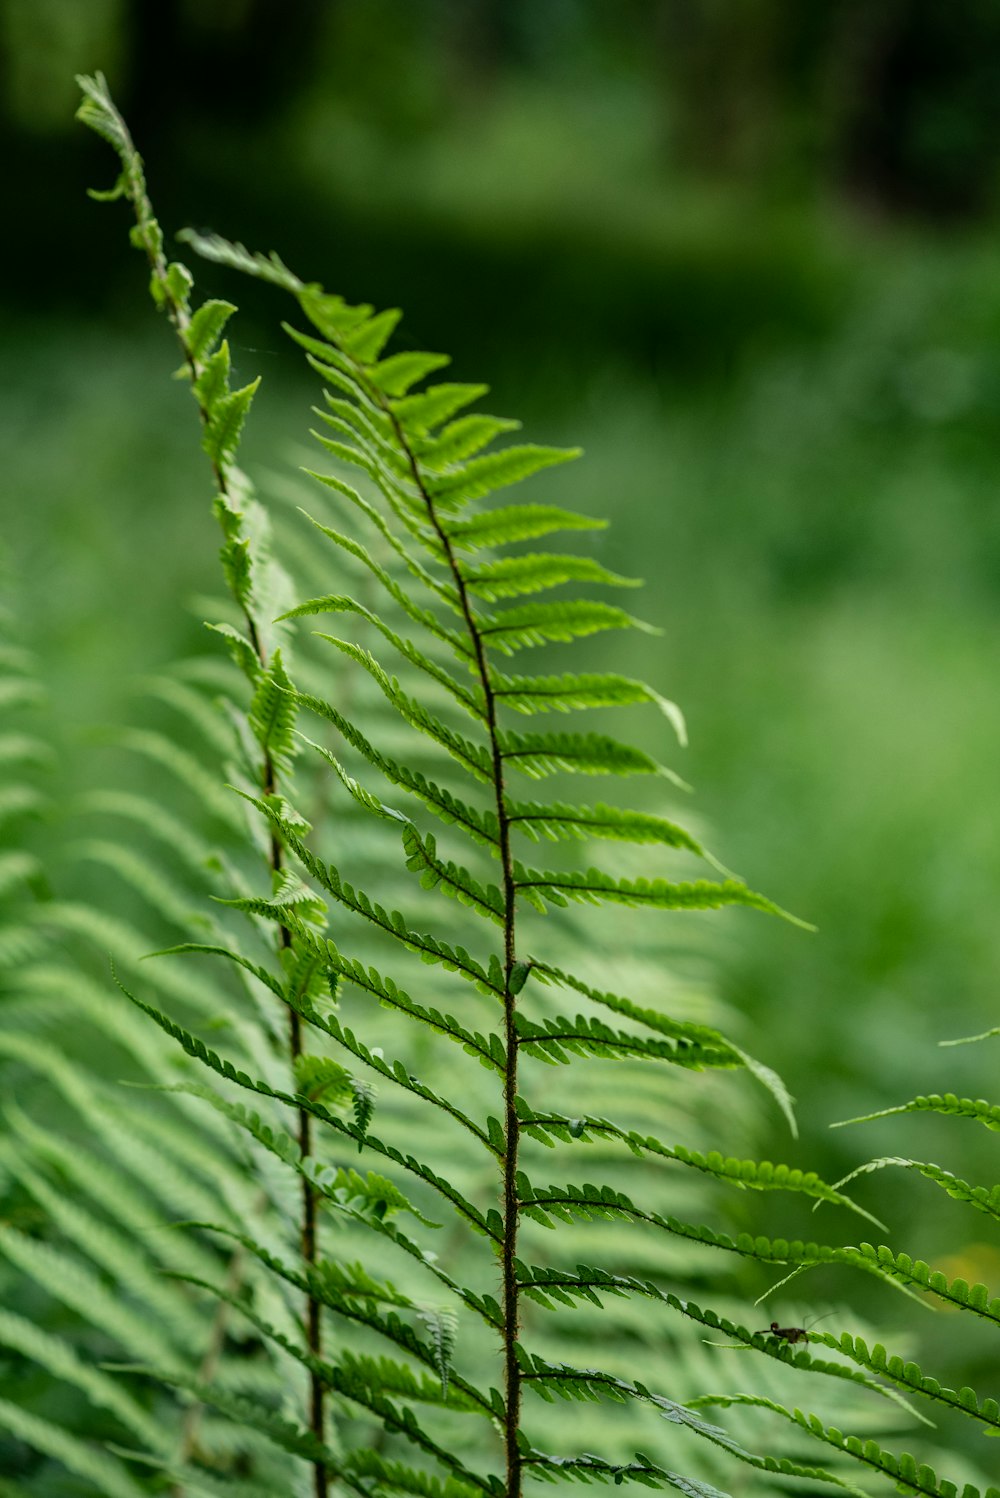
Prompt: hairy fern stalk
<box><xmin>68</xmin><ymin>72</ymin><xmax>1000</xmax><ymax>1498</ymax></box>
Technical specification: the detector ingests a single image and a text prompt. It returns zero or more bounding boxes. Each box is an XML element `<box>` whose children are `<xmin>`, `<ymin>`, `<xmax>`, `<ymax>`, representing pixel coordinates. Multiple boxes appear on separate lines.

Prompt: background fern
<box><xmin>4</xmin><ymin>65</ymin><xmax>1000</xmax><ymax>1498</ymax></box>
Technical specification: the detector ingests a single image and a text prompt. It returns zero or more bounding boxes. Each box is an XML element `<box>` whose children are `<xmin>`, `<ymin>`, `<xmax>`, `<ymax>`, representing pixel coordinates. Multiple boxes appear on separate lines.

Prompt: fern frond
<box><xmin>149</xmin><ymin>941</ymin><xmax>288</xmax><ymax>1001</ymax></box>
<box><xmin>293</xmin><ymin>504</ymin><xmax>464</xmax><ymax>628</ymax></box>
<box><xmin>343</xmin><ymin>1449</ymin><xmax>482</xmax><ymax>1498</ymax></box>
<box><xmin>416</xmin><ymin>414</ymin><xmax>524</xmax><ymax>474</ymax></box>
<box><xmin>296</xmin><ymin>599</ymin><xmax>482</xmax><ymax>715</ymax></box>
<box><xmin>520</xmin><ymin>1351</ymin><xmax>875</xmax><ymax>1494</ymax></box>
<box><xmin>305</xmin><ymin>934</ymin><xmax>504</xmax><ymax>1068</ymax></box>
<box><xmin>686</xmin><ymin>1392</ymin><xmax>975</xmax><ymax>1497</ymax></box>
<box><xmin>369</xmin><ymin>350</ymin><xmax>452</xmax><ymax>396</ymax></box>
<box><xmin>514</xmin><ymin>1012</ymin><xmax>734</xmax><ymax>1069</ymax></box>
<box><xmin>297</xmin><ymin>717</ymin><xmax>500</xmax><ymax>851</ymax></box>
<box><xmin>533</xmin><ymin>962</ymin><xmax>796</xmax><ymax>1126</ymax></box>
<box><xmin>0</xmin><ymin>1308</ymin><xmax>168</xmax><ymax>1453</ymax></box>
<box><xmin>0</xmin><ymin>1396</ymin><xmax>147</xmax><ymax>1498</ymax></box>
<box><xmin>248</xmin><ymin>647</ymin><xmax>298</xmax><ymax>771</ymax></box>
<box><xmin>0</xmin><ymin>1223</ymin><xmax>184</xmax><ymax>1370</ymax></box>
<box><xmin>425</xmin><ymin>443</ymin><xmax>581</xmax><ymax>511</ymax></box>
<box><xmin>478</xmin><ymin>599</ymin><xmax>655</xmax><ymax>655</ymax></box>
<box><xmin>462</xmin><ymin>553</ymin><xmax>638</xmax><ymax>603</ymax></box>
<box><xmin>507</xmin><ymin>798</ymin><xmax>700</xmax><ymax>852</ymax></box>
<box><xmin>813</xmin><ymin>1328</ymin><xmax>999</xmax><ymax>1433</ymax></box>
<box><xmin>515</xmin><ymin>865</ymin><xmax>803</xmax><ymax>923</ymax></box>
<box><xmin>237</xmin><ymin>791</ymin><xmax>502</xmax><ymax>993</ymax></box>
<box><xmin>313</xmin><ymin>637</ymin><xmax>492</xmax><ymax>779</ymax></box>
<box><xmin>393</xmin><ymin>381</ymin><xmax>492</xmax><ymax>433</ymax></box>
<box><xmin>500</xmin><ymin>727</ymin><xmax>671</xmax><ymax>780</ymax></box>
<box><xmin>494</xmin><ymin>670</ymin><xmax>685</xmax><ymax>740</ymax></box>
<box><xmin>178</xmin><ymin>1266</ymin><xmax>486</xmax><ymax>1417</ymax></box>
<box><xmin>517</xmin><ymin>1110</ymin><xmax>878</xmax><ymax>1220</ymax></box>
<box><xmin>401</xmin><ymin>824</ymin><xmax>505</xmax><ymax>923</ymax></box>
<box><xmin>123</xmin><ymin>991</ymin><xmax>495</xmax><ymax>1235</ymax></box>
<box><xmin>835</xmin><ymin>1156</ymin><xmax>1000</xmax><ymax>1225</ymax></box>
<box><xmin>442</xmin><ymin>504</ymin><xmax>606</xmax><ymax>552</ymax></box>
<box><xmin>128</xmin><ymin>1365</ymin><xmax>348</xmax><ymax>1479</ymax></box>
<box><xmin>834</xmin><ymin>1092</ymin><xmax>1000</xmax><ymax>1133</ymax></box>
<box><xmin>311</xmin><ymin>1009</ymin><xmax>496</xmax><ymax>1151</ymax></box>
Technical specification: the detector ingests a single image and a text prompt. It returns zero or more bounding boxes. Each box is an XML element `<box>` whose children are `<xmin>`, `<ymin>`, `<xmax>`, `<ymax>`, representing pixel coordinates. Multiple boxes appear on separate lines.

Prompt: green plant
<box><xmin>6</xmin><ymin>68</ymin><xmax>1000</xmax><ymax>1498</ymax></box>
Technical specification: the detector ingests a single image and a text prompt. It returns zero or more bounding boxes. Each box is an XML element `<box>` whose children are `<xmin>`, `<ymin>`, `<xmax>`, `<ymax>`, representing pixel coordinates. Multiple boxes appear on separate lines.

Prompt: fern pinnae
<box><xmin>301</xmin><ymin>468</ymin><xmax>464</xmax><ymax>614</ymax></box>
<box><xmin>298</xmin><ymin>599</ymin><xmax>483</xmax><ymax>717</ymax></box>
<box><xmin>117</xmin><ymin>978</ymin><xmax>499</xmax><ymax>1239</ymax></box>
<box><xmin>311</xmin><ymin>636</ymin><xmax>493</xmax><ymax>779</ymax></box>
<box><xmin>832</xmin><ymin>1092</ymin><xmax>1000</xmax><ymax>1134</ymax></box>
<box><xmin>298</xmin><ymin>725</ymin><xmax>501</xmax><ymax>853</ymax></box>
<box><xmin>833</xmin><ymin>1156</ymin><xmax>1000</xmax><ymax>1226</ymax></box>
<box><xmin>0</xmin><ymin>1398</ymin><xmax>148</xmax><ymax>1498</ymax></box>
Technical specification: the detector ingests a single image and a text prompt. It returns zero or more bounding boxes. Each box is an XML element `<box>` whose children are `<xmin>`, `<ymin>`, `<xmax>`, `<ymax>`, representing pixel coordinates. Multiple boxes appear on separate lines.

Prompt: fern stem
<box><xmin>110</xmin><ymin>111</ymin><xmax>329</xmax><ymax>1497</ymax></box>
<box><xmin>377</xmin><ymin>402</ymin><xmax>523</xmax><ymax>1498</ymax></box>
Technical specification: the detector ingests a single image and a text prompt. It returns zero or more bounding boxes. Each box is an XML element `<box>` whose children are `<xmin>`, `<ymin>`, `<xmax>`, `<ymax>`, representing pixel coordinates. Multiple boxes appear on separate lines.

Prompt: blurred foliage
<box><xmin>4</xmin><ymin>0</ymin><xmax>1000</xmax><ymax>1435</ymax></box>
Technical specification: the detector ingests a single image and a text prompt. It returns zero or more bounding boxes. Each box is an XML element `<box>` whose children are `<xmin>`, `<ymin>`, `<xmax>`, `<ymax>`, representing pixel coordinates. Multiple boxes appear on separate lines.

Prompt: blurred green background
<box><xmin>5</xmin><ymin>0</ymin><xmax>1000</xmax><ymax>1362</ymax></box>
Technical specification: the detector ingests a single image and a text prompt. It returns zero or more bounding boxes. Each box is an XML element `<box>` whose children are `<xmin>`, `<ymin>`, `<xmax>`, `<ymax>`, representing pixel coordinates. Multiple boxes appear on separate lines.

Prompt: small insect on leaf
<box><xmin>757</xmin><ymin>1320</ymin><xmax>810</xmax><ymax>1344</ymax></box>
<box><xmin>756</xmin><ymin>1312</ymin><xmax>834</xmax><ymax>1345</ymax></box>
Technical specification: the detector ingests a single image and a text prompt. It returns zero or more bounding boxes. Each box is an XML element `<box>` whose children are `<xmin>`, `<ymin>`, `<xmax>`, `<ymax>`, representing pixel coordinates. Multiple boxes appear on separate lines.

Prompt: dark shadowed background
<box><xmin>5</xmin><ymin>0</ymin><xmax>1000</xmax><ymax>1397</ymax></box>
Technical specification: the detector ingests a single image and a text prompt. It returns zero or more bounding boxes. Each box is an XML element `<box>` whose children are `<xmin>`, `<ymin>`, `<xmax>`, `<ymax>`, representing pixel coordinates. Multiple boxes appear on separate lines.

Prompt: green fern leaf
<box><xmin>148</xmin><ymin>941</ymin><xmax>287</xmax><ymax>1001</ymax></box>
<box><xmin>0</xmin><ymin>1395</ymin><xmax>146</xmax><ymax>1498</ymax></box>
<box><xmin>514</xmin><ymin>1013</ymin><xmax>734</xmax><ymax>1069</ymax></box>
<box><xmin>401</xmin><ymin>824</ymin><xmax>505</xmax><ymax>923</ymax></box>
<box><xmin>351</xmin><ymin>1077</ymin><xmax>376</xmax><ymax>1146</ymax></box>
<box><xmin>417</xmin><ymin>1306</ymin><xmax>459</xmax><ymax>1397</ymax></box>
<box><xmin>121</xmin><ymin>988</ymin><xmax>494</xmax><ymax>1234</ymax></box>
<box><xmin>305</xmin><ymin>933</ymin><xmax>504</xmax><ymax>1068</ymax></box>
<box><xmin>204</xmin><ymin>376</ymin><xmax>260</xmax><ymax>471</ymax></box>
<box><xmin>494</xmin><ymin>669</ymin><xmax>685</xmax><ymax>740</ymax></box>
<box><xmin>293</xmin><ymin>1053</ymin><xmax>355</xmax><ymax>1105</ymax></box>
<box><xmin>507</xmin><ymin>798</ymin><xmax>701</xmax><ymax>853</ymax></box>
<box><xmin>248</xmin><ymin>646</ymin><xmax>298</xmax><ymax>770</ymax></box>
<box><xmin>462</xmin><ymin>553</ymin><xmax>638</xmax><ymax>602</ymax></box>
<box><xmin>833</xmin><ymin>1092</ymin><xmax>1000</xmax><ymax>1134</ymax></box>
<box><xmin>392</xmin><ymin>380</ymin><xmax>491</xmax><ymax>433</ymax></box>
<box><xmin>0</xmin><ymin>1308</ymin><xmax>168</xmax><ymax>1453</ymax></box>
<box><xmin>442</xmin><ymin>503</ymin><xmax>606</xmax><ymax>551</ymax></box>
<box><xmin>500</xmin><ymin>727</ymin><xmax>672</xmax><ymax>780</ymax></box>
<box><xmin>293</xmin><ymin>596</ymin><xmax>480</xmax><ymax>715</ymax></box>
<box><xmin>514</xmin><ymin>865</ymin><xmax>804</xmax><ymax>923</ymax></box>
<box><xmin>427</xmin><ymin>443</ymin><xmax>580</xmax><ymax>509</ymax></box>
<box><xmin>417</xmin><ymin>413</ymin><xmax>522</xmax><ymax>469</ymax></box>
<box><xmin>241</xmin><ymin>794</ymin><xmax>500</xmax><ymax>991</ymax></box>
<box><xmin>312</xmin><ymin>637</ymin><xmax>492</xmax><ymax>780</ymax></box>
<box><xmin>369</xmin><ymin>350</ymin><xmax>452</xmax><ymax>396</ymax></box>
<box><xmin>478</xmin><ymin>598</ymin><xmax>654</xmax><ymax>654</ymax></box>
<box><xmin>186</xmin><ymin>297</ymin><xmax>237</xmax><ymax>363</ymax></box>
<box><xmin>835</xmin><ymin>1156</ymin><xmax>1000</xmax><ymax>1225</ymax></box>
<box><xmin>295</xmin><ymin>711</ymin><xmax>499</xmax><ymax>851</ymax></box>
<box><xmin>302</xmin><ymin>468</ymin><xmax>460</xmax><ymax>612</ymax></box>
<box><xmin>288</xmin><ymin>506</ymin><xmax>464</xmax><ymax>632</ymax></box>
<box><xmin>309</xmin><ymin>1008</ymin><xmax>493</xmax><ymax>1150</ymax></box>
